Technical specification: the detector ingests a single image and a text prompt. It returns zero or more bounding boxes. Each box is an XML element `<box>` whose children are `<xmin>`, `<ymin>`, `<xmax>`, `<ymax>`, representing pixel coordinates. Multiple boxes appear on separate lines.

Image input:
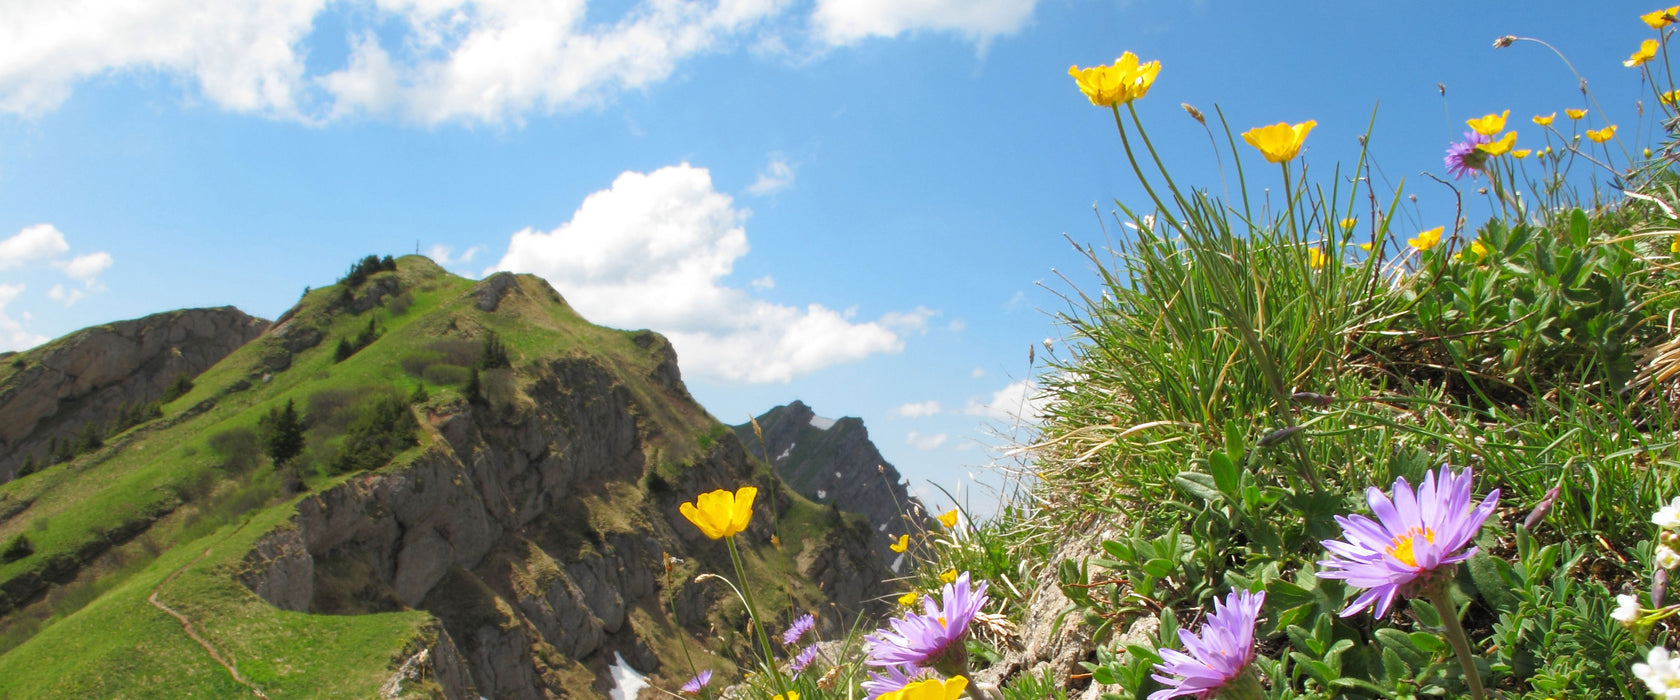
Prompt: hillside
<box><xmin>0</xmin><ymin>256</ymin><xmax>889</xmax><ymax>698</ymax></box>
<box><xmin>733</xmin><ymin>401</ymin><xmax>930</xmax><ymax>568</ymax></box>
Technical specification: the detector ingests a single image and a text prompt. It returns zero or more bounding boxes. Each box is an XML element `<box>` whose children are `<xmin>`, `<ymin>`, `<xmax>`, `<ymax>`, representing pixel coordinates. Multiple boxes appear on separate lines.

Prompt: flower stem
<box><xmin>1423</xmin><ymin>581</ymin><xmax>1486</xmax><ymax>700</ymax></box>
<box><xmin>726</xmin><ymin>536</ymin><xmax>789</xmax><ymax>696</ymax></box>
<box><xmin>1110</xmin><ymin>105</ymin><xmax>1183</xmax><ymax>235</ymax></box>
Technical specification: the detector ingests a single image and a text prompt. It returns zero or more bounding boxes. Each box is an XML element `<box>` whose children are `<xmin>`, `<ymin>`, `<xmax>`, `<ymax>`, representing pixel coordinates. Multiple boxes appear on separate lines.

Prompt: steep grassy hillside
<box><xmin>0</xmin><ymin>256</ymin><xmax>886</xmax><ymax>698</ymax></box>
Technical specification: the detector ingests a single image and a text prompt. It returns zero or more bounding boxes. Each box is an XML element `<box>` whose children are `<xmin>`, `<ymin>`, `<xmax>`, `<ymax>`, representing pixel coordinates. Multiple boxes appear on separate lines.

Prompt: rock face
<box><xmin>238</xmin><ymin>318</ymin><xmax>892</xmax><ymax>698</ymax></box>
<box><xmin>0</xmin><ymin>307</ymin><xmax>269</xmax><ymax>481</ymax></box>
<box><xmin>734</xmin><ymin>401</ymin><xmax>931</xmax><ymax>567</ymax></box>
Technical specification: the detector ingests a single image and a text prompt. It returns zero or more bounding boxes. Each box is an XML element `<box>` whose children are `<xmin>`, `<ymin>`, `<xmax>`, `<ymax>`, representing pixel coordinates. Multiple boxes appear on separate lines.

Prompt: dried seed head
<box><xmin>1181</xmin><ymin>102</ymin><xmax>1205</xmax><ymax>124</ymax></box>
<box><xmin>1493</xmin><ymin>35</ymin><xmax>1516</xmax><ymax>48</ymax></box>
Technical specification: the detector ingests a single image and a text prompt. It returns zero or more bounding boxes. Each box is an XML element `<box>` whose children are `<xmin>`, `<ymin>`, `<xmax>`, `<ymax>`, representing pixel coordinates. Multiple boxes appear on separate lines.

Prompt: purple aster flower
<box><xmin>1149</xmin><ymin>590</ymin><xmax>1265</xmax><ymax>700</ymax></box>
<box><xmin>861</xmin><ymin>664</ymin><xmax>934</xmax><ymax>699</ymax></box>
<box><xmin>783</xmin><ymin>613</ymin><xmax>816</xmax><ymax>646</ymax></box>
<box><xmin>789</xmin><ymin>644</ymin><xmax>820</xmax><ymax>676</ymax></box>
<box><xmin>864</xmin><ymin>572</ymin><xmax>989</xmax><ymax>670</ymax></box>
<box><xmin>1444</xmin><ymin>130</ymin><xmax>1492</xmax><ymax>179</ymax></box>
<box><xmin>1317</xmin><ymin>465</ymin><xmax>1500</xmax><ymax>618</ymax></box>
<box><xmin>680</xmin><ymin>670</ymin><xmax>713</xmax><ymax>694</ymax></box>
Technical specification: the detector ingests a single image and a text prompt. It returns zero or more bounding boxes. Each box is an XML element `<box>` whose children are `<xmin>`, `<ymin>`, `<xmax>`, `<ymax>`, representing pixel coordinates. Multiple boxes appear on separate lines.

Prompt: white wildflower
<box><xmin>1660</xmin><ymin>546</ymin><xmax>1680</xmax><ymax>571</ymax></box>
<box><xmin>1634</xmin><ymin>647</ymin><xmax>1680</xmax><ymax>699</ymax></box>
<box><xmin>1613</xmin><ymin>594</ymin><xmax>1641</xmax><ymax>625</ymax></box>
<box><xmin>1655</xmin><ymin>498</ymin><xmax>1680</xmax><ymax>529</ymax></box>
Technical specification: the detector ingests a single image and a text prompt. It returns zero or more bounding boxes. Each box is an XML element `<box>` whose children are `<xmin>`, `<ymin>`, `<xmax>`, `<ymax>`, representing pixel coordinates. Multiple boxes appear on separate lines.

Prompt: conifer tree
<box><xmin>265</xmin><ymin>398</ymin><xmax>305</xmax><ymax>465</ymax></box>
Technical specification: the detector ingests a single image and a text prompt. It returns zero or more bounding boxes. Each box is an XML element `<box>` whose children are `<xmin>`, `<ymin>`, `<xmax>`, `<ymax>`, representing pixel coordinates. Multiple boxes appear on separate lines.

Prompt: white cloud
<box><xmin>812</xmin><ymin>0</ymin><xmax>1038</xmax><ymax>46</ymax></box>
<box><xmin>0</xmin><ymin>284</ymin><xmax>48</xmax><ymax>352</ymax></box>
<box><xmin>965</xmin><ymin>379</ymin><xmax>1046</xmax><ymax>423</ymax></box>
<box><xmin>0</xmin><ymin>0</ymin><xmax>323</xmax><ymax>118</ymax></box>
<box><xmin>318</xmin><ymin>0</ymin><xmax>790</xmax><ymax>124</ymax></box>
<box><xmin>493</xmin><ymin>163</ymin><xmax>919</xmax><ymax>383</ymax></box>
<box><xmin>971</xmin><ymin>366</ymin><xmax>985</xmax><ymax>378</ymax></box>
<box><xmin>0</xmin><ymin>224</ymin><xmax>70</xmax><ymax>270</ymax></box>
<box><xmin>750</xmin><ymin>275</ymin><xmax>775</xmax><ymax>290</ymax></box>
<box><xmin>58</xmin><ymin>251</ymin><xmax>112</xmax><ymax>287</ymax></box>
<box><xmin>745</xmin><ymin>155</ymin><xmax>795</xmax><ymax>196</ymax></box>
<box><xmin>894</xmin><ymin>400</ymin><xmax>943</xmax><ymax>418</ymax></box>
<box><xmin>429</xmin><ymin>244</ymin><xmax>483</xmax><ymax>266</ymax></box>
<box><xmin>946</xmin><ymin>318</ymin><xmax>966</xmax><ymax>332</ymax></box>
<box><xmin>907</xmin><ymin>430</ymin><xmax>947</xmax><ymax>450</ymax></box>
<box><xmin>47</xmin><ymin>284</ymin><xmax>83</xmax><ymax>307</ymax></box>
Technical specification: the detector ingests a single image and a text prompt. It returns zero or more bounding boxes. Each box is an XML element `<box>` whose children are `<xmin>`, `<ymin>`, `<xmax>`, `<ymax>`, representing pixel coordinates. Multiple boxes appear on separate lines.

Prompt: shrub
<box><xmin>161</xmin><ymin>373</ymin><xmax>194</xmax><ymax>403</ymax></box>
<box><xmin>306</xmin><ymin>387</ymin><xmax>357</xmax><ymax>428</ymax></box>
<box><xmin>386</xmin><ymin>291</ymin><xmax>414</xmax><ymax>316</ymax></box>
<box><xmin>422</xmin><ymin>364</ymin><xmax>470</xmax><ymax>386</ymax></box>
<box><xmin>208</xmin><ymin>426</ymin><xmax>260</xmax><ymax>474</ymax></box>
<box><xmin>482</xmin><ymin>331</ymin><xmax>510</xmax><ymax>369</ymax></box>
<box><xmin>430</xmin><ymin>338</ymin><xmax>482</xmax><ymax>367</ymax></box>
<box><xmin>400</xmin><ymin>350</ymin><xmax>444</xmax><ymax>378</ymax></box>
<box><xmin>329</xmin><ymin>395</ymin><xmax>418</xmax><ymax>474</ymax></box>
<box><xmin>1</xmin><ymin>535</ymin><xmax>32</xmax><ymax>564</ymax></box>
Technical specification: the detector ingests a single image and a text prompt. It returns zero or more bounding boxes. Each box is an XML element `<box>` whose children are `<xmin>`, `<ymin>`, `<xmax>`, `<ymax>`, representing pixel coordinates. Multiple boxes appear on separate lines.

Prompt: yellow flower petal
<box><xmin>938</xmin><ymin>509</ymin><xmax>959</xmax><ymax>528</ymax></box>
<box><xmin>1566</xmin><ymin>108</ymin><xmax>1588</xmax><ymax>120</ymax></box>
<box><xmin>1663</xmin><ymin>90</ymin><xmax>1680</xmax><ymax>106</ymax></box>
<box><xmin>1644</xmin><ymin>6</ymin><xmax>1679</xmax><ymax>29</ymax></box>
<box><xmin>774</xmin><ymin>692</ymin><xmax>800</xmax><ymax>700</ymax></box>
<box><xmin>1308</xmin><ymin>247</ymin><xmax>1327</xmax><ymax>270</ymax></box>
<box><xmin>939</xmin><ymin>569</ymin><xmax>958</xmax><ymax>584</ymax></box>
<box><xmin>680</xmin><ymin>486</ymin><xmax>757</xmax><ymax>539</ymax></box>
<box><xmin>1512</xmin><ymin>149</ymin><xmax>1531</xmax><ymax>159</ymax></box>
<box><xmin>1408</xmin><ymin>226</ymin><xmax>1444</xmax><ymax>252</ymax></box>
<box><xmin>1587</xmin><ymin>124</ymin><xmax>1619</xmax><ymax>143</ymax></box>
<box><xmin>1241</xmin><ymin>120</ymin><xmax>1318</xmax><ymax>163</ymax></box>
<box><xmin>898</xmin><ymin>591</ymin><xmax>919</xmax><ymax>606</ymax></box>
<box><xmin>1466</xmin><ymin>110</ymin><xmax>1510</xmax><ymax>136</ymax></box>
<box><xmin>1357</xmin><ymin>242</ymin><xmax>1374</xmax><ymax>252</ymax></box>
<box><xmin>1533</xmin><ymin>112</ymin><xmax>1556</xmax><ymax>126</ymax></box>
<box><xmin>1627</xmin><ymin>39</ymin><xmax>1661</xmax><ymax>67</ymax></box>
<box><xmin>1672</xmin><ymin>236</ymin><xmax>1680</xmax><ymax>253</ymax></box>
<box><xmin>890</xmin><ymin>534</ymin><xmax>910</xmax><ymax>553</ymax></box>
<box><xmin>1475</xmin><ymin>131</ymin><xmax>1518</xmax><ymax>156</ymax></box>
<box><xmin>1069</xmin><ymin>52</ymin><xmax>1161</xmax><ymax>107</ymax></box>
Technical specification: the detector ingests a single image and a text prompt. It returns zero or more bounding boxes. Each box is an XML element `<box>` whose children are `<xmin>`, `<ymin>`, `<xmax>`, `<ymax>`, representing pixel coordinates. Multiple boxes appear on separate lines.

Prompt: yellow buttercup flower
<box><xmin>1466</xmin><ymin>110</ymin><xmax>1510</xmax><ymax>136</ymax></box>
<box><xmin>1340</xmin><ymin>218</ymin><xmax>1358</xmax><ymax>231</ymax></box>
<box><xmin>1459</xmin><ymin>239</ymin><xmax>1490</xmax><ymax>263</ymax></box>
<box><xmin>1587</xmin><ymin>125</ymin><xmax>1618</xmax><ymax>143</ymax></box>
<box><xmin>1533</xmin><ymin>112</ymin><xmax>1556</xmax><ymax>126</ymax></box>
<box><xmin>679</xmin><ymin>486</ymin><xmax>757</xmax><ymax>539</ymax></box>
<box><xmin>1643</xmin><ymin>6</ymin><xmax>1679</xmax><ymax>29</ymax></box>
<box><xmin>1662</xmin><ymin>90</ymin><xmax>1680</xmax><ymax>106</ymax></box>
<box><xmin>938</xmin><ymin>509</ymin><xmax>959</xmax><ymax>528</ymax></box>
<box><xmin>898</xmin><ymin>592</ymin><xmax>919</xmax><ymax>606</ymax></box>
<box><xmin>939</xmin><ymin>569</ymin><xmax>958</xmax><ymax>584</ymax></box>
<box><xmin>1242</xmin><ymin>120</ymin><xmax>1318</xmax><ymax>163</ymax></box>
<box><xmin>1357</xmin><ymin>242</ymin><xmax>1374</xmax><ymax>252</ymax></box>
<box><xmin>1672</xmin><ymin>236</ymin><xmax>1680</xmax><ymax>253</ymax></box>
<box><xmin>1566</xmin><ymin>108</ymin><xmax>1588</xmax><ymax>120</ymax></box>
<box><xmin>774</xmin><ymin>692</ymin><xmax>800</xmax><ymax>700</ymax></box>
<box><xmin>878</xmin><ymin>677</ymin><xmax>969</xmax><ymax>700</ymax></box>
<box><xmin>890</xmin><ymin>534</ymin><xmax>909</xmax><ymax>553</ymax></box>
<box><xmin>1068</xmin><ymin>52</ymin><xmax>1161</xmax><ymax>107</ymax></box>
<box><xmin>1409</xmin><ymin>226</ymin><xmax>1444</xmax><ymax>252</ymax></box>
<box><xmin>1475</xmin><ymin>131</ymin><xmax>1518</xmax><ymax>156</ymax></box>
<box><xmin>1627</xmin><ymin>39</ymin><xmax>1661</xmax><ymax>67</ymax></box>
<box><xmin>1512</xmin><ymin>149</ymin><xmax>1532</xmax><ymax>159</ymax></box>
<box><xmin>1308</xmin><ymin>247</ymin><xmax>1327</xmax><ymax>270</ymax></box>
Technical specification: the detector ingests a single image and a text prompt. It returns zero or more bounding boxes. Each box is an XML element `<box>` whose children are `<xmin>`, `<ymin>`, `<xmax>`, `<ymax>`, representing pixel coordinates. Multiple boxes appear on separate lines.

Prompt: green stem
<box><xmin>1126</xmin><ymin>103</ymin><xmax>1191</xmax><ymax>213</ymax></box>
<box><xmin>665</xmin><ymin>564</ymin><xmax>704</xmax><ymax>698</ymax></box>
<box><xmin>726</xmin><ymin>536</ymin><xmax>788</xmax><ymax>696</ymax></box>
<box><xmin>1424</xmin><ymin>580</ymin><xmax>1486</xmax><ymax>700</ymax></box>
<box><xmin>1110</xmin><ymin>105</ymin><xmax>1184</xmax><ymax>235</ymax></box>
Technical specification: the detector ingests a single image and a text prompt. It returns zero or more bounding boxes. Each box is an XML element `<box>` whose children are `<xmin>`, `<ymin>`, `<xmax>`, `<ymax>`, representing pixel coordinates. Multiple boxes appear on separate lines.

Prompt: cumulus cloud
<box><xmin>812</xmin><ymin>0</ymin><xmax>1038</xmax><ymax>45</ymax></box>
<box><xmin>907</xmin><ymin>431</ymin><xmax>947</xmax><ymax>450</ymax></box>
<box><xmin>47</xmin><ymin>284</ymin><xmax>83</xmax><ymax>307</ymax></box>
<box><xmin>894</xmin><ymin>400</ymin><xmax>943</xmax><ymax>418</ymax></box>
<box><xmin>750</xmin><ymin>275</ymin><xmax>775</xmax><ymax>290</ymax></box>
<box><xmin>492</xmin><ymin>163</ymin><xmax>924</xmax><ymax>383</ymax></box>
<box><xmin>971</xmin><ymin>366</ymin><xmax>985</xmax><ymax>378</ymax></box>
<box><xmin>0</xmin><ymin>224</ymin><xmax>70</xmax><ymax>270</ymax></box>
<box><xmin>428</xmin><ymin>244</ymin><xmax>483</xmax><ymax>266</ymax></box>
<box><xmin>0</xmin><ymin>284</ymin><xmax>47</xmax><ymax>352</ymax></box>
<box><xmin>58</xmin><ymin>252</ymin><xmax>112</xmax><ymax>287</ymax></box>
<box><xmin>3</xmin><ymin>1</ymin><xmax>1032</xmax><ymax>124</ymax></box>
<box><xmin>0</xmin><ymin>0</ymin><xmax>323</xmax><ymax>118</ymax></box>
<box><xmin>964</xmin><ymin>379</ymin><xmax>1046</xmax><ymax>423</ymax></box>
<box><xmin>745</xmin><ymin>155</ymin><xmax>795</xmax><ymax>196</ymax></box>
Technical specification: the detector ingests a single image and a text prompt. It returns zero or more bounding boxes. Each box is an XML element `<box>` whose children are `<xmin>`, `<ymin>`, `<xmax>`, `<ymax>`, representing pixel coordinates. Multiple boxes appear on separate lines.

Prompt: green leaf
<box><xmin>1266</xmin><ymin>578</ymin><xmax>1316</xmax><ymax>609</ymax></box>
<box><xmin>1101</xmin><ymin>539</ymin><xmax>1137</xmax><ymax>564</ymax></box>
<box><xmin>1409</xmin><ymin>631</ymin><xmax>1446</xmax><ymax>654</ymax></box>
<box><xmin>1569</xmin><ymin>208</ymin><xmax>1589</xmax><ymax>247</ymax></box>
<box><xmin>1224</xmin><ymin>420</ymin><xmax>1244</xmax><ymax>464</ymax></box>
<box><xmin>1208</xmin><ymin>452</ymin><xmax>1239</xmax><ymax>496</ymax></box>
<box><xmin>1466</xmin><ymin>551</ymin><xmax>1516</xmax><ymax>612</ymax></box>
<box><xmin>1174</xmin><ymin>471</ymin><xmax>1222</xmax><ymax>505</ymax></box>
<box><xmin>1141</xmin><ymin>558</ymin><xmax>1176</xmax><ymax>579</ymax></box>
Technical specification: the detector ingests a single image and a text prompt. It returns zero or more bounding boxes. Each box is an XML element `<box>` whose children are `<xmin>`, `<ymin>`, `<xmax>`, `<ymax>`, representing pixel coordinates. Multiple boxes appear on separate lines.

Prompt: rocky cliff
<box><xmin>0</xmin><ymin>307</ymin><xmax>269</xmax><ymax>482</ymax></box>
<box><xmin>734</xmin><ymin>401</ymin><xmax>931</xmax><ymax>568</ymax></box>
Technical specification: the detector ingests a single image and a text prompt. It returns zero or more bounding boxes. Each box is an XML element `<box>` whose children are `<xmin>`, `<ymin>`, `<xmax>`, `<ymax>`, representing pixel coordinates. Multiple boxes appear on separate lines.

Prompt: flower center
<box><xmin>1386</xmin><ymin>526</ymin><xmax>1436</xmax><ymax>567</ymax></box>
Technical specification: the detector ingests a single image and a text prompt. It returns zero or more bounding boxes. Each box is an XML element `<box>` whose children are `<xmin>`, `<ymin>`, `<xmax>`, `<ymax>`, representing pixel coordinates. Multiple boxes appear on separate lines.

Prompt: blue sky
<box><xmin>0</xmin><ymin>0</ymin><xmax>1667</xmax><ymax>514</ymax></box>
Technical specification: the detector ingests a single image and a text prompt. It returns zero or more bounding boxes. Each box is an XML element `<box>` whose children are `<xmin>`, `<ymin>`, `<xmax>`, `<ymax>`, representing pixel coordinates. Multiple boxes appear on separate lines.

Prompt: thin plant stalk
<box><xmin>1424</xmin><ymin>581</ymin><xmax>1486</xmax><ymax>700</ymax></box>
<box><xmin>725</xmin><ymin>537</ymin><xmax>789</xmax><ymax>696</ymax></box>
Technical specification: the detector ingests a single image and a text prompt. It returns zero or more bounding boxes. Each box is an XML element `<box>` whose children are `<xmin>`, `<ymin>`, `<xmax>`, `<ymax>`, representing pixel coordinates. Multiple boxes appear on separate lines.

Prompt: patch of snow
<box><xmin>878</xmin><ymin>523</ymin><xmax>889</xmax><ymax>532</ymax></box>
<box><xmin>810</xmin><ymin>415</ymin><xmax>837</xmax><ymax>430</ymax></box>
<box><xmin>834</xmin><ymin>471</ymin><xmax>842</xmax><ymax>479</ymax></box>
<box><xmin>891</xmin><ymin>553</ymin><xmax>905</xmax><ymax>574</ymax></box>
<box><xmin>608</xmin><ymin>652</ymin><xmax>648</xmax><ymax>700</ymax></box>
<box><xmin>816</xmin><ymin>489</ymin><xmax>827</xmax><ymax>499</ymax></box>
<box><xmin>777</xmin><ymin>443</ymin><xmax>795</xmax><ymax>461</ymax></box>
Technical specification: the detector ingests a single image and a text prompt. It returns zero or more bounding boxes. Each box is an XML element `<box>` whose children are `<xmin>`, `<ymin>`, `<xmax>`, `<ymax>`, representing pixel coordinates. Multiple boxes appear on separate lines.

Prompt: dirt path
<box><xmin>147</xmin><ymin>547</ymin><xmax>270</xmax><ymax>699</ymax></box>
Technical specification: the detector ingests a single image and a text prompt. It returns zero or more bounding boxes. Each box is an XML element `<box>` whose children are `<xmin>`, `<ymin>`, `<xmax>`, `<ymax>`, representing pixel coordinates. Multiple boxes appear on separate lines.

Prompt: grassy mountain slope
<box><xmin>0</xmin><ymin>256</ymin><xmax>881</xmax><ymax>698</ymax></box>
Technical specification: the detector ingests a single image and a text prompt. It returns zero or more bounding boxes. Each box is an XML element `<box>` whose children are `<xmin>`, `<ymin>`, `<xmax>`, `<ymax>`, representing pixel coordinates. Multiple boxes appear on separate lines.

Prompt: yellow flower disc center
<box><xmin>1386</xmin><ymin>526</ymin><xmax>1436</xmax><ymax>567</ymax></box>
